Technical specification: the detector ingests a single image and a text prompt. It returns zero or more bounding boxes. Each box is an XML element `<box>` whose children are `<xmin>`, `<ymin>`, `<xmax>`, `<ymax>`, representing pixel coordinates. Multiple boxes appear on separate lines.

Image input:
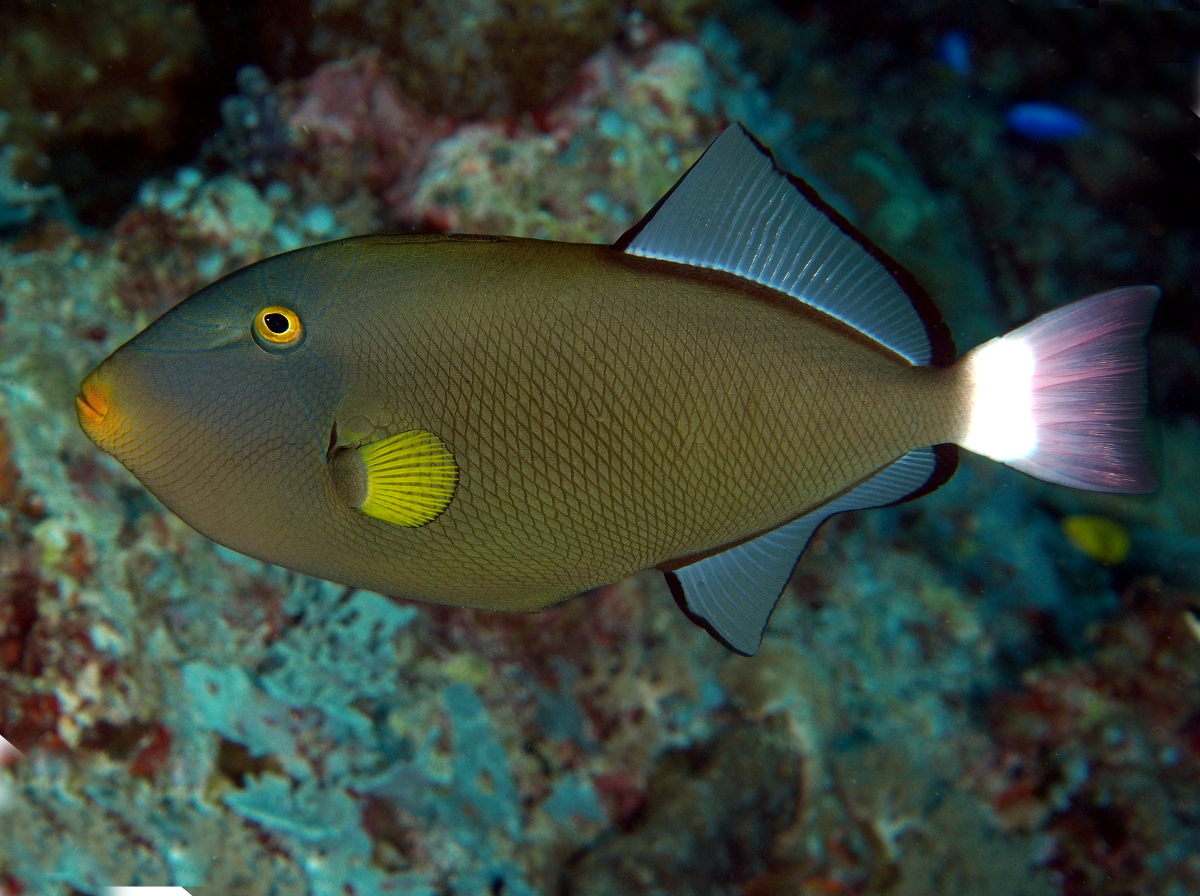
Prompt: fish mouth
<box><xmin>75</xmin><ymin>370</ymin><xmax>110</xmax><ymax>429</ymax></box>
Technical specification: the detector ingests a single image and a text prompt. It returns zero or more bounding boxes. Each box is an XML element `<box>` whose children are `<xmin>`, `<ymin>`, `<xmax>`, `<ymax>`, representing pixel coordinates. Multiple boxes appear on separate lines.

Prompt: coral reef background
<box><xmin>1</xmin><ymin>1</ymin><xmax>1199</xmax><ymax>894</ymax></box>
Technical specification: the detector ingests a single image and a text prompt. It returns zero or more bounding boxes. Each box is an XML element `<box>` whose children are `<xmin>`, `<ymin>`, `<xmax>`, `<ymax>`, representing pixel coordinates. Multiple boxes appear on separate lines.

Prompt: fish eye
<box><xmin>253</xmin><ymin>306</ymin><xmax>305</xmax><ymax>353</ymax></box>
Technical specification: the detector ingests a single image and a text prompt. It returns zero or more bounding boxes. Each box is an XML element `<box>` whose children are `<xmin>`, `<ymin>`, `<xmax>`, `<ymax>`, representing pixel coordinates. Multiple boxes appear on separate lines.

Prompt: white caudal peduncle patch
<box><xmin>962</xmin><ymin>336</ymin><xmax>1035</xmax><ymax>461</ymax></box>
<box><xmin>956</xmin><ymin>287</ymin><xmax>1157</xmax><ymax>494</ymax></box>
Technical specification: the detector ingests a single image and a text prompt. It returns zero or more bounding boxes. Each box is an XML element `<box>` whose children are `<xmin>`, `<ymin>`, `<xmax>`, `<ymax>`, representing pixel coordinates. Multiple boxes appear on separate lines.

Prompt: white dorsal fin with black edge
<box><xmin>665</xmin><ymin>447</ymin><xmax>953</xmax><ymax>655</ymax></box>
<box><xmin>616</xmin><ymin>123</ymin><xmax>954</xmax><ymax>367</ymax></box>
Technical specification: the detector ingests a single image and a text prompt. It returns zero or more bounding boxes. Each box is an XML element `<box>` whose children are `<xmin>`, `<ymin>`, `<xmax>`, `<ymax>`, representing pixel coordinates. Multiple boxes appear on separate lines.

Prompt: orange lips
<box><xmin>75</xmin><ymin>370</ymin><xmax>110</xmax><ymax>428</ymax></box>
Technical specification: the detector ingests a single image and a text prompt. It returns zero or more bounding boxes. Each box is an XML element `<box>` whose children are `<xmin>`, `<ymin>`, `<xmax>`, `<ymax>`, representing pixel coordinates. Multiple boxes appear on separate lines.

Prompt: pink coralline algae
<box><xmin>289</xmin><ymin>52</ymin><xmax>454</xmax><ymax>218</ymax></box>
<box><xmin>986</xmin><ymin>580</ymin><xmax>1200</xmax><ymax>896</ymax></box>
<box><xmin>403</xmin><ymin>40</ymin><xmax>730</xmax><ymax>241</ymax></box>
<box><xmin>302</xmin><ymin>0</ymin><xmax>623</xmax><ymax>119</ymax></box>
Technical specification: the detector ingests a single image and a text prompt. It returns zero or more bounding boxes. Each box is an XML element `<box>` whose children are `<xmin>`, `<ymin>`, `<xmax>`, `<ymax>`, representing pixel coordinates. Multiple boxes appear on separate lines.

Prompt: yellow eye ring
<box><xmin>253</xmin><ymin>306</ymin><xmax>304</xmax><ymax>352</ymax></box>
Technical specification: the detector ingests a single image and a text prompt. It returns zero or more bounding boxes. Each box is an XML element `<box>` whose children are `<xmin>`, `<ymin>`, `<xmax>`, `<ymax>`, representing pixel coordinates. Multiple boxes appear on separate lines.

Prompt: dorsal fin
<box><xmin>665</xmin><ymin>446</ymin><xmax>957</xmax><ymax>655</ymax></box>
<box><xmin>616</xmin><ymin>124</ymin><xmax>954</xmax><ymax>367</ymax></box>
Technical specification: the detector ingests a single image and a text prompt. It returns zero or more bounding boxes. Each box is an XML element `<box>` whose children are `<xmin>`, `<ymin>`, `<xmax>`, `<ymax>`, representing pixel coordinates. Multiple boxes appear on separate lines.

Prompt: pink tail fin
<box><xmin>960</xmin><ymin>286</ymin><xmax>1159</xmax><ymax>494</ymax></box>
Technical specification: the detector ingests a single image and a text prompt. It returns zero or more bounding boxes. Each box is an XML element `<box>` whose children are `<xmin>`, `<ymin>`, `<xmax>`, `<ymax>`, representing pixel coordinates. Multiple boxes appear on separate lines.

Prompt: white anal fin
<box><xmin>617</xmin><ymin>124</ymin><xmax>954</xmax><ymax>367</ymax></box>
<box><xmin>666</xmin><ymin>447</ymin><xmax>948</xmax><ymax>655</ymax></box>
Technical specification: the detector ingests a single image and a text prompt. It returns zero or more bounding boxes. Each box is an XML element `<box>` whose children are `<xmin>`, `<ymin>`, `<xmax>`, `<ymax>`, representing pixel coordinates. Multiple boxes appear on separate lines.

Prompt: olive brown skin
<box><xmin>77</xmin><ymin>234</ymin><xmax>965</xmax><ymax>611</ymax></box>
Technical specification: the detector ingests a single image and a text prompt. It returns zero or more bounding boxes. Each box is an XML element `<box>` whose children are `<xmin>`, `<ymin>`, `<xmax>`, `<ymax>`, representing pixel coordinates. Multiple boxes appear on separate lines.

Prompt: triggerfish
<box><xmin>77</xmin><ymin>125</ymin><xmax>1158</xmax><ymax>655</ymax></box>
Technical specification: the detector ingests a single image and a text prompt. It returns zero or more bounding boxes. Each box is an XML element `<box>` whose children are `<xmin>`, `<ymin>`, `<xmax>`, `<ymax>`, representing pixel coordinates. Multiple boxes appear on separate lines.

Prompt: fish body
<box><xmin>937</xmin><ymin>30</ymin><xmax>972</xmax><ymax>77</ymax></box>
<box><xmin>78</xmin><ymin>125</ymin><xmax>1157</xmax><ymax>654</ymax></box>
<box><xmin>1062</xmin><ymin>514</ymin><xmax>1132</xmax><ymax>566</ymax></box>
<box><xmin>78</xmin><ymin>235</ymin><xmax>957</xmax><ymax>609</ymax></box>
<box><xmin>1006</xmin><ymin>101</ymin><xmax>1090</xmax><ymax>141</ymax></box>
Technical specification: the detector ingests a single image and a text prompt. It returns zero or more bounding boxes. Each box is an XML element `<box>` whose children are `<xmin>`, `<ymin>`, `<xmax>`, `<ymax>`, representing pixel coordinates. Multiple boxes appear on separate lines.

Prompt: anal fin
<box><xmin>666</xmin><ymin>447</ymin><xmax>951</xmax><ymax>655</ymax></box>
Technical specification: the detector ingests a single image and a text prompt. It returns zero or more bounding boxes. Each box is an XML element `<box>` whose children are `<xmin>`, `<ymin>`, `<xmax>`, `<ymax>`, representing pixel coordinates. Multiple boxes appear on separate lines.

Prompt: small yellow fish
<box><xmin>1062</xmin><ymin>514</ymin><xmax>1132</xmax><ymax>565</ymax></box>
<box><xmin>77</xmin><ymin>124</ymin><xmax>1158</xmax><ymax>654</ymax></box>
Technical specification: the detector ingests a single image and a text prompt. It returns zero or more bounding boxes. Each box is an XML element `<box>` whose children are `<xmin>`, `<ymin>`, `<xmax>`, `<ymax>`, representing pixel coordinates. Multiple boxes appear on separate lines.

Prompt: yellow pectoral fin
<box><xmin>332</xmin><ymin>429</ymin><xmax>459</xmax><ymax>528</ymax></box>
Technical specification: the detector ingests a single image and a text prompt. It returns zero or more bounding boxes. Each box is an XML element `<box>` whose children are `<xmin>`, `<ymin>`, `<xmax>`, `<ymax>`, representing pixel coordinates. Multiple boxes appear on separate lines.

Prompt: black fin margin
<box><xmin>617</xmin><ymin>123</ymin><xmax>957</xmax><ymax>368</ymax></box>
<box><xmin>738</xmin><ymin>127</ymin><xmax>957</xmax><ymax>368</ymax></box>
<box><xmin>665</xmin><ymin>445</ymin><xmax>953</xmax><ymax>655</ymax></box>
<box><xmin>886</xmin><ymin>443</ymin><xmax>959</xmax><ymax>506</ymax></box>
<box><xmin>664</xmin><ymin>571</ymin><xmax>755</xmax><ymax>657</ymax></box>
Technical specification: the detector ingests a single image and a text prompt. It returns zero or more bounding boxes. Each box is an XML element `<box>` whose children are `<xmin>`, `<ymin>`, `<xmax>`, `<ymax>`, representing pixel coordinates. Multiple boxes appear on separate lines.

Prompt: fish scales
<box><xmin>77</xmin><ymin>124</ymin><xmax>1157</xmax><ymax>654</ymax></box>
<box><xmin>313</xmin><ymin>236</ymin><xmax>959</xmax><ymax>608</ymax></box>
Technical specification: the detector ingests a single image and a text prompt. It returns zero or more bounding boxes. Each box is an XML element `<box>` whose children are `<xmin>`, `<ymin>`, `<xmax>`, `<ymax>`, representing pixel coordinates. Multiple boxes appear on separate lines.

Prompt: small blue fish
<box><xmin>1006</xmin><ymin>102</ymin><xmax>1090</xmax><ymax>141</ymax></box>
<box><xmin>937</xmin><ymin>31</ymin><xmax>971</xmax><ymax>77</ymax></box>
